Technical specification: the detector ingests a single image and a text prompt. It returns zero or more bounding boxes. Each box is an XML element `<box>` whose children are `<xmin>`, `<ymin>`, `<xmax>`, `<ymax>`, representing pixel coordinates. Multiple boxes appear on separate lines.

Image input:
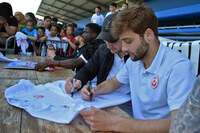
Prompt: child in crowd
<box><xmin>46</xmin><ymin>24</ymin><xmax>60</xmax><ymax>59</ymax></box>
<box><xmin>24</xmin><ymin>12</ymin><xmax>38</xmax><ymax>29</ymax></box>
<box><xmin>64</xmin><ymin>24</ymin><xmax>77</xmax><ymax>56</ymax></box>
<box><xmin>20</xmin><ymin>19</ymin><xmax>38</xmax><ymax>55</ymax></box>
<box><xmin>60</xmin><ymin>27</ymin><xmax>68</xmax><ymax>55</ymax></box>
<box><xmin>35</xmin><ymin>26</ymin><xmax>46</xmax><ymax>56</ymax></box>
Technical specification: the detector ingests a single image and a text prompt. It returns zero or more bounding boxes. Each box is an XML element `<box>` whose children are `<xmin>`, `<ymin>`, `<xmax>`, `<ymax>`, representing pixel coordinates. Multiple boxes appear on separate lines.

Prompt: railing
<box><xmin>159</xmin><ymin>25</ymin><xmax>200</xmax><ymax>41</ymax></box>
<box><xmin>0</xmin><ymin>36</ymin><xmax>16</xmax><ymax>55</ymax></box>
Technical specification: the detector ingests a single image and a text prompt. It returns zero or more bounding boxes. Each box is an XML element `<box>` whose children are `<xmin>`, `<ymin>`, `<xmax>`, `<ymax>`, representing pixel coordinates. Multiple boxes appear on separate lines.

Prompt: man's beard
<box><xmin>130</xmin><ymin>37</ymin><xmax>149</xmax><ymax>61</ymax></box>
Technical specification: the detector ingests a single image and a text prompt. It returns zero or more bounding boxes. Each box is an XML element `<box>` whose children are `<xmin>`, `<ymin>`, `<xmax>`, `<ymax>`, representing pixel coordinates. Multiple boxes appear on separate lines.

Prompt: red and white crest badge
<box><xmin>151</xmin><ymin>76</ymin><xmax>159</xmax><ymax>89</ymax></box>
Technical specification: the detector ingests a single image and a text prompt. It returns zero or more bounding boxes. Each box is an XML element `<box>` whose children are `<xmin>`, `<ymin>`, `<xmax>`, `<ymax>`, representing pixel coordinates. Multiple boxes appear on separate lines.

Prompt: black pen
<box><xmin>71</xmin><ymin>78</ymin><xmax>76</xmax><ymax>97</ymax></box>
<box><xmin>88</xmin><ymin>81</ymin><xmax>93</xmax><ymax>101</ymax></box>
<box><xmin>71</xmin><ymin>67</ymin><xmax>77</xmax><ymax>97</ymax></box>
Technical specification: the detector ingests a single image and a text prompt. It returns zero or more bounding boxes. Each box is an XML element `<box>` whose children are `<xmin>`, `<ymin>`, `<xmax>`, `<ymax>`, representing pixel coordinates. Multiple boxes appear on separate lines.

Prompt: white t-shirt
<box><xmin>91</xmin><ymin>13</ymin><xmax>104</xmax><ymax>26</ymax></box>
<box><xmin>105</xmin><ymin>11</ymin><xmax>117</xmax><ymax>18</ymax></box>
<box><xmin>106</xmin><ymin>54</ymin><xmax>130</xmax><ymax>94</ymax></box>
<box><xmin>116</xmin><ymin>43</ymin><xmax>196</xmax><ymax>119</ymax></box>
<box><xmin>47</xmin><ymin>36</ymin><xmax>60</xmax><ymax>49</ymax></box>
<box><xmin>45</xmin><ymin>29</ymin><xmax>50</xmax><ymax>37</ymax></box>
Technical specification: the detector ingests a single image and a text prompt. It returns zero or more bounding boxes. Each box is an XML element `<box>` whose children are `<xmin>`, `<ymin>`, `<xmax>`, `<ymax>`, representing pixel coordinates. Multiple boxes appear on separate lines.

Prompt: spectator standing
<box><xmin>64</xmin><ymin>24</ymin><xmax>77</xmax><ymax>56</ymax></box>
<box><xmin>121</xmin><ymin>2</ymin><xmax>128</xmax><ymax>10</ymax></box>
<box><xmin>20</xmin><ymin>19</ymin><xmax>38</xmax><ymax>54</ymax></box>
<box><xmin>43</xmin><ymin>16</ymin><xmax>51</xmax><ymax>37</ymax></box>
<box><xmin>105</xmin><ymin>2</ymin><xmax>118</xmax><ymax>18</ymax></box>
<box><xmin>91</xmin><ymin>7</ymin><xmax>104</xmax><ymax>26</ymax></box>
<box><xmin>35</xmin><ymin>26</ymin><xmax>46</xmax><ymax>56</ymax></box>
<box><xmin>51</xmin><ymin>17</ymin><xmax>58</xmax><ymax>25</ymax></box>
<box><xmin>46</xmin><ymin>24</ymin><xmax>60</xmax><ymax>59</ymax></box>
<box><xmin>24</xmin><ymin>12</ymin><xmax>38</xmax><ymax>29</ymax></box>
<box><xmin>14</xmin><ymin>11</ymin><xmax>25</xmax><ymax>31</ymax></box>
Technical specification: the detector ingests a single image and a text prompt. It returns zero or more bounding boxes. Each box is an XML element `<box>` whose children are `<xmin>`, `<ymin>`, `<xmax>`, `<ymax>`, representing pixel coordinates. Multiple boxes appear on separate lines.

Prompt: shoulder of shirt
<box><xmin>161</xmin><ymin>43</ymin><xmax>190</xmax><ymax>65</ymax></box>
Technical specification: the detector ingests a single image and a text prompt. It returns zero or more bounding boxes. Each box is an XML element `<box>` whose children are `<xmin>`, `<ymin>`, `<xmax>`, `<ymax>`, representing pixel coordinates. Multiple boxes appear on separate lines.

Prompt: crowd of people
<box><xmin>0</xmin><ymin>2</ymin><xmax>128</xmax><ymax>57</ymax></box>
<box><xmin>0</xmin><ymin>1</ymin><xmax>199</xmax><ymax>133</ymax></box>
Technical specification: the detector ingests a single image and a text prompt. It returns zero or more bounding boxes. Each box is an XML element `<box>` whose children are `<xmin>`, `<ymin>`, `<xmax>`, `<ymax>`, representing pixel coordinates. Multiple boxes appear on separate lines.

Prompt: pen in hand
<box><xmin>71</xmin><ymin>67</ymin><xmax>77</xmax><ymax>97</ymax></box>
<box><xmin>88</xmin><ymin>81</ymin><xmax>93</xmax><ymax>101</ymax></box>
<box><xmin>71</xmin><ymin>78</ymin><xmax>76</xmax><ymax>97</ymax></box>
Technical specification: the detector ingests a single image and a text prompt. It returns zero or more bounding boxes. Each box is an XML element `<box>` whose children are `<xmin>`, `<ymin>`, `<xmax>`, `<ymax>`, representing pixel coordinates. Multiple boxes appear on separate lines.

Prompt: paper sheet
<box><xmin>4</xmin><ymin>60</ymin><xmax>51</xmax><ymax>71</ymax></box>
<box><xmin>5</xmin><ymin>80</ymin><xmax>131</xmax><ymax>124</ymax></box>
<box><xmin>0</xmin><ymin>52</ymin><xmax>18</xmax><ymax>62</ymax></box>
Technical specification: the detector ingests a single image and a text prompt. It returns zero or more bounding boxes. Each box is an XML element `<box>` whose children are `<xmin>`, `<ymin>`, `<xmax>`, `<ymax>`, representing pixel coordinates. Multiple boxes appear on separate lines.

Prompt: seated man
<box><xmin>35</xmin><ymin>23</ymin><xmax>103</xmax><ymax>72</ymax></box>
<box><xmin>169</xmin><ymin>76</ymin><xmax>200</xmax><ymax>133</ymax></box>
<box><xmin>79</xmin><ymin>5</ymin><xmax>196</xmax><ymax>132</ymax></box>
<box><xmin>65</xmin><ymin>14</ymin><xmax>132</xmax><ymax>115</ymax></box>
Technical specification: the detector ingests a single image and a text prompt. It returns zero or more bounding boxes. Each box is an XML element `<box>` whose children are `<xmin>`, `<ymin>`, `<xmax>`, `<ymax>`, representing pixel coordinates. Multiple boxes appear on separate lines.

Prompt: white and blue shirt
<box><xmin>105</xmin><ymin>11</ymin><xmax>117</xmax><ymax>18</ymax></box>
<box><xmin>91</xmin><ymin>13</ymin><xmax>104</xmax><ymax>26</ymax></box>
<box><xmin>116</xmin><ymin>43</ymin><xmax>196</xmax><ymax>120</ymax></box>
<box><xmin>45</xmin><ymin>29</ymin><xmax>50</xmax><ymax>37</ymax></box>
<box><xmin>47</xmin><ymin>35</ymin><xmax>60</xmax><ymax>49</ymax></box>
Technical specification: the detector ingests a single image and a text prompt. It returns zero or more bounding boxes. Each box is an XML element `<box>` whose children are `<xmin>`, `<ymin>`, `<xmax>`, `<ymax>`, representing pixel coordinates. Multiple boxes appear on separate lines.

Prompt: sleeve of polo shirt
<box><xmin>167</xmin><ymin>60</ymin><xmax>196</xmax><ymax>111</ymax></box>
<box><xmin>116</xmin><ymin>62</ymin><xmax>129</xmax><ymax>85</ymax></box>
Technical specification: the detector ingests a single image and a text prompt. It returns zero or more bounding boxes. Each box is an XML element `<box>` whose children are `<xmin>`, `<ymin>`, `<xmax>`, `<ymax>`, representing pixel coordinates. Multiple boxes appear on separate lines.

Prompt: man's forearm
<box><xmin>95</xmin><ymin>77</ymin><xmax>123</xmax><ymax>95</ymax></box>
<box><xmin>55</xmin><ymin>58</ymin><xmax>84</xmax><ymax>68</ymax></box>
<box><xmin>112</xmin><ymin>117</ymin><xmax>170</xmax><ymax>133</ymax></box>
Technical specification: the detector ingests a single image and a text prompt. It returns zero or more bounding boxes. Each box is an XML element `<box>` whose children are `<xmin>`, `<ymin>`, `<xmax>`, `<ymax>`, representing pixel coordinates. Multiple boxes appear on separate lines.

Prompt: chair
<box><xmin>162</xmin><ymin>39</ymin><xmax>200</xmax><ymax>76</ymax></box>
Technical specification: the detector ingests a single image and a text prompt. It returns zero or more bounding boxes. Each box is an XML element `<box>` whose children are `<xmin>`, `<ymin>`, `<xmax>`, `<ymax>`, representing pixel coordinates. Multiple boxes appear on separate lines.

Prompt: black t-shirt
<box><xmin>0</xmin><ymin>16</ymin><xmax>18</xmax><ymax>32</ymax></box>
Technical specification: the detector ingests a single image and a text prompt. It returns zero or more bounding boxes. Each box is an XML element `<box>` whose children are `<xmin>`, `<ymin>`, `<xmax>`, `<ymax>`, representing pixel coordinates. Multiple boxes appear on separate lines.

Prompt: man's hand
<box><xmin>80</xmin><ymin>106</ymin><xmax>116</xmax><ymax>131</ymax></box>
<box><xmin>81</xmin><ymin>85</ymin><xmax>95</xmax><ymax>101</ymax></box>
<box><xmin>35</xmin><ymin>59</ymin><xmax>54</xmax><ymax>71</ymax></box>
<box><xmin>65</xmin><ymin>77</ymin><xmax>82</xmax><ymax>94</ymax></box>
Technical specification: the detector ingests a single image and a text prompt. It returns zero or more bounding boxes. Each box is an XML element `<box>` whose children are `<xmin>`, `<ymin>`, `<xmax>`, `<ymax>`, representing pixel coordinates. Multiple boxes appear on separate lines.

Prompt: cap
<box><xmin>97</xmin><ymin>13</ymin><xmax>118</xmax><ymax>43</ymax></box>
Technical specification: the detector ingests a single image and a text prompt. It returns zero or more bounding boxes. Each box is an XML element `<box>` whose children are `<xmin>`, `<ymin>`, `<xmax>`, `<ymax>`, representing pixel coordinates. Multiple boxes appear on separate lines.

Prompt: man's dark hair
<box><xmin>52</xmin><ymin>17</ymin><xmax>58</xmax><ymax>22</ymax></box>
<box><xmin>110</xmin><ymin>2</ymin><xmax>117</xmax><ymax>8</ymax></box>
<box><xmin>86</xmin><ymin>23</ymin><xmax>101</xmax><ymax>35</ymax></box>
<box><xmin>44</xmin><ymin>16</ymin><xmax>51</xmax><ymax>21</ymax></box>
<box><xmin>96</xmin><ymin>6</ymin><xmax>102</xmax><ymax>11</ymax></box>
<box><xmin>37</xmin><ymin>26</ymin><xmax>45</xmax><ymax>33</ymax></box>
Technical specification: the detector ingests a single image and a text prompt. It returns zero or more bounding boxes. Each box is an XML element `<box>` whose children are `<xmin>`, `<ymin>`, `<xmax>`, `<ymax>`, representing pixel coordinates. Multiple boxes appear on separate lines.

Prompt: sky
<box><xmin>2</xmin><ymin>0</ymin><xmax>43</xmax><ymax>19</ymax></box>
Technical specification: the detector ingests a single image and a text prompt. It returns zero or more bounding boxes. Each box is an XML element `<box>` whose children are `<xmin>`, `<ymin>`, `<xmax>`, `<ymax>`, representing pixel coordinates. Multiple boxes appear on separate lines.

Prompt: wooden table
<box><xmin>0</xmin><ymin>55</ymin><xmax>130</xmax><ymax>133</ymax></box>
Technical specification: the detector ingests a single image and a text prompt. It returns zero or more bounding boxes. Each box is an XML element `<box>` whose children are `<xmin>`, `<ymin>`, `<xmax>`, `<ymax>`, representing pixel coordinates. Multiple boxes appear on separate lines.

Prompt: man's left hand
<box><xmin>80</xmin><ymin>106</ymin><xmax>116</xmax><ymax>131</ymax></box>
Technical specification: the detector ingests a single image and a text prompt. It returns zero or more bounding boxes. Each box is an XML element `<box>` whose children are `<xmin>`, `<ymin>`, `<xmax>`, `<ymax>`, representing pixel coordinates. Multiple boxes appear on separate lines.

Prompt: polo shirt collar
<box><xmin>144</xmin><ymin>43</ymin><xmax>165</xmax><ymax>74</ymax></box>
